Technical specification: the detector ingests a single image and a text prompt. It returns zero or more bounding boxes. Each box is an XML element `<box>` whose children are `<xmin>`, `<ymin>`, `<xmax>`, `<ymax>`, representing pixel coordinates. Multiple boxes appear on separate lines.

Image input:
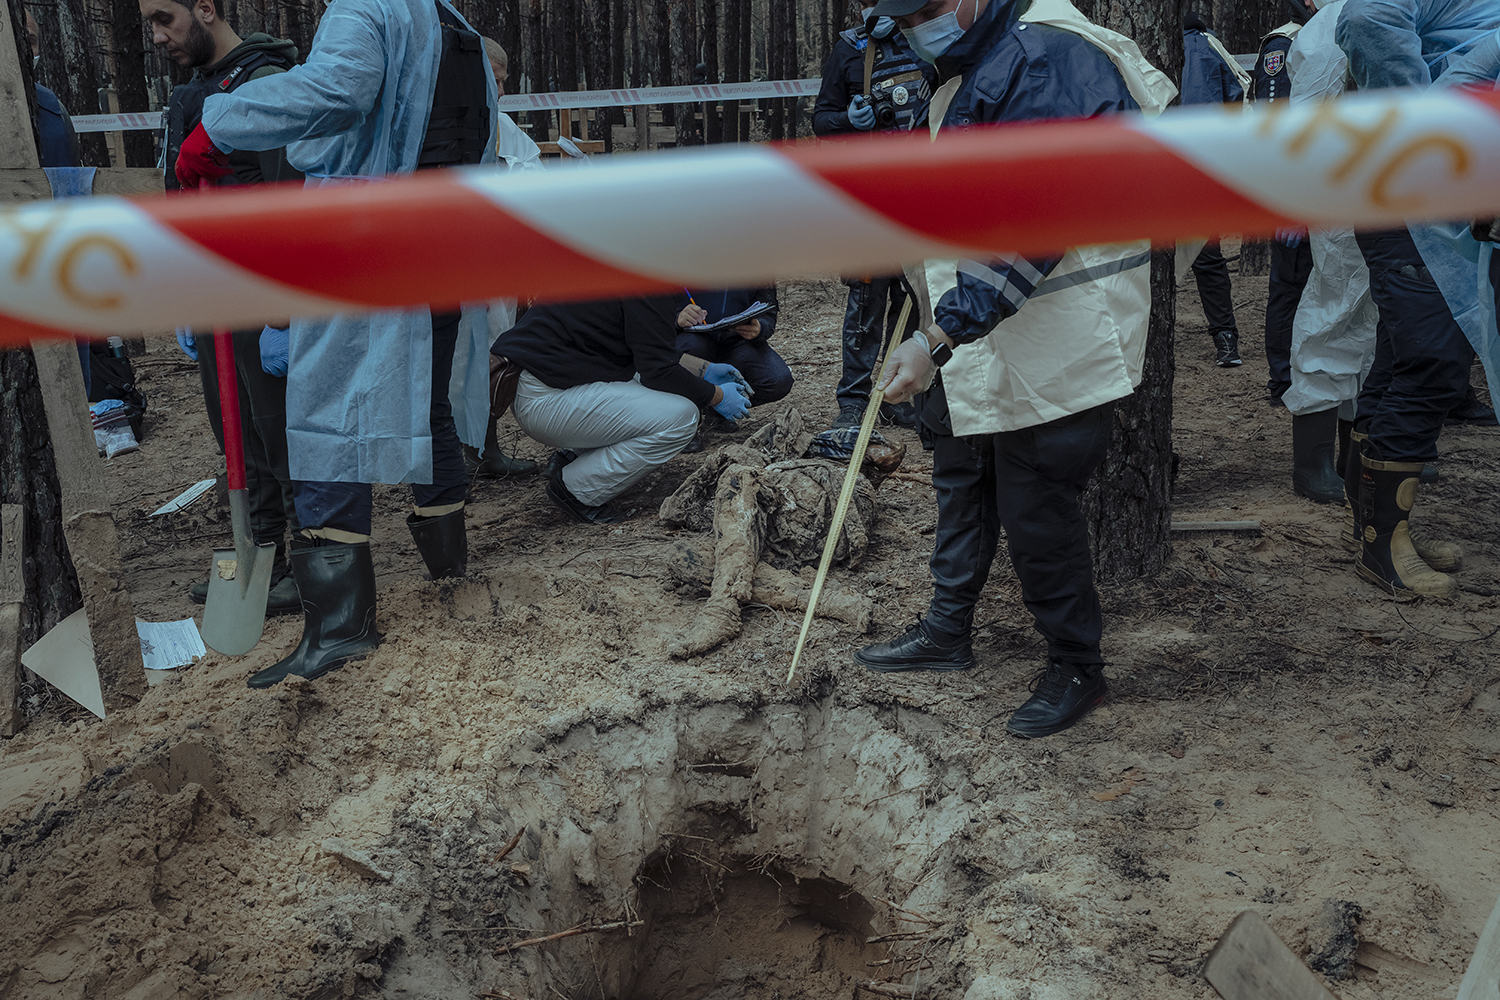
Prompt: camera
<box><xmin>867</xmin><ymin>71</ymin><xmax>927</xmax><ymax>130</ymax></box>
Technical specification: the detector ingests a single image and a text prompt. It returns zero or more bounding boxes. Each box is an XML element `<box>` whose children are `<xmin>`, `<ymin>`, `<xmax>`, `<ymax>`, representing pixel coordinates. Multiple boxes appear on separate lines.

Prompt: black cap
<box><xmin>869</xmin><ymin>0</ymin><xmax>929</xmax><ymax>16</ymax></box>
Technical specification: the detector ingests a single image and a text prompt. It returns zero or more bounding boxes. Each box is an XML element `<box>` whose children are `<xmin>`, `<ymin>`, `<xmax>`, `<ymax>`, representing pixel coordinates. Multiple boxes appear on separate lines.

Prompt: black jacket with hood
<box><xmin>165</xmin><ymin>33</ymin><xmax>304</xmax><ymax>190</ymax></box>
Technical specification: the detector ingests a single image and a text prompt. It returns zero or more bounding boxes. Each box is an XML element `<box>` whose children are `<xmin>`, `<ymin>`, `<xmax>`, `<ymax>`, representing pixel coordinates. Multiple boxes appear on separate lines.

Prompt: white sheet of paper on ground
<box><xmin>149</xmin><ymin>478</ymin><xmax>216</xmax><ymax>516</ymax></box>
<box><xmin>135</xmin><ymin>618</ymin><xmax>206</xmax><ymax>670</ymax></box>
<box><xmin>20</xmin><ymin>612</ymin><xmax>207</xmax><ymax>719</ymax></box>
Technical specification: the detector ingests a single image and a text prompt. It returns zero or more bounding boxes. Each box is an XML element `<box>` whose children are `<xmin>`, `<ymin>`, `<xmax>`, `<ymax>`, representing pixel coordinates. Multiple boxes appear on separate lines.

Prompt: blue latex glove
<box><xmin>847</xmin><ymin>95</ymin><xmax>877</xmax><ymax>131</ymax></box>
<box><xmin>259</xmin><ymin>325</ymin><xmax>289</xmax><ymax>377</ymax></box>
<box><xmin>175</xmin><ymin>328</ymin><xmax>197</xmax><ymax>361</ymax></box>
<box><xmin>703</xmin><ymin>361</ymin><xmax>754</xmax><ymax>401</ymax></box>
<box><xmin>712</xmin><ymin>381</ymin><xmax>752</xmax><ymax>422</ymax></box>
<box><xmin>1276</xmin><ymin>227</ymin><xmax>1305</xmax><ymax>247</ymax></box>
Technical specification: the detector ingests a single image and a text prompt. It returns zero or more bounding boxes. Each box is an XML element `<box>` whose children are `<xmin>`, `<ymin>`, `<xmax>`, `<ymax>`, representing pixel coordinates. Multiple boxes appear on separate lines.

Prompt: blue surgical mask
<box><xmin>902</xmin><ymin>0</ymin><xmax>973</xmax><ymax>63</ymax></box>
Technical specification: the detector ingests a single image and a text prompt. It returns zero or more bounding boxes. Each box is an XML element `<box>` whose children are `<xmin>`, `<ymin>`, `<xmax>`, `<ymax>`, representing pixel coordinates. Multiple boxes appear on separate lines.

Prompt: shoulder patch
<box><xmin>1262</xmin><ymin>50</ymin><xmax>1284</xmax><ymax>76</ymax></box>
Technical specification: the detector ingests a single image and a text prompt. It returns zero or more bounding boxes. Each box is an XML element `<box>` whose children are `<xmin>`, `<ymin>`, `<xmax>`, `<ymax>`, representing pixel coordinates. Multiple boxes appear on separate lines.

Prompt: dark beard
<box><xmin>184</xmin><ymin>17</ymin><xmax>216</xmax><ymax>68</ymax></box>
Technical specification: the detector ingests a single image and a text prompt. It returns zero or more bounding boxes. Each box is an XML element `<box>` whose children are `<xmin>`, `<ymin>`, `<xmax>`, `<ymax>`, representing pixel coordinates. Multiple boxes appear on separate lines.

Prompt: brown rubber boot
<box><xmin>1356</xmin><ymin>445</ymin><xmax>1457</xmax><ymax>599</ymax></box>
<box><xmin>1343</xmin><ymin>429</ymin><xmax>1460</xmax><ymax>571</ymax></box>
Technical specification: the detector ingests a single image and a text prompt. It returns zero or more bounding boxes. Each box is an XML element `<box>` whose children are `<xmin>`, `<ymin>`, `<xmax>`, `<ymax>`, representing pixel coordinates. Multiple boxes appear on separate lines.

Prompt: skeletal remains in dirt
<box><xmin>658</xmin><ymin>406</ymin><xmax>904</xmax><ymax>658</ymax></box>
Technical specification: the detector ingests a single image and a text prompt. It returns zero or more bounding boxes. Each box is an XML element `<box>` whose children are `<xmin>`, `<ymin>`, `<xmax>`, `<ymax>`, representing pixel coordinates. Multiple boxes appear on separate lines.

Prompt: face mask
<box><xmin>902</xmin><ymin>0</ymin><xmax>972</xmax><ymax>63</ymax></box>
<box><xmin>859</xmin><ymin>8</ymin><xmax>898</xmax><ymax>39</ymax></box>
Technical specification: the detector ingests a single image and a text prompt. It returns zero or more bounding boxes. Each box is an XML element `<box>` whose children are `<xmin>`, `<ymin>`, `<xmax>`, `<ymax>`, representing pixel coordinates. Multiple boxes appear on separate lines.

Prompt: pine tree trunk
<box><xmin>703</xmin><ymin>0</ymin><xmax>722</xmax><ymax>142</ymax></box>
<box><xmin>1076</xmin><ymin>0</ymin><xmax>1182</xmax><ymax>582</ymax></box>
<box><xmin>109</xmin><ymin>0</ymin><xmax>155</xmax><ymax>166</ymax></box>
<box><xmin>722</xmin><ymin>0</ymin><xmax>741</xmax><ymax>141</ymax></box>
<box><xmin>32</xmin><ymin>0</ymin><xmax>108</xmax><ymax>166</ymax></box>
<box><xmin>0</xmin><ymin>348</ymin><xmax>84</xmax><ymax>730</ymax></box>
<box><xmin>767</xmin><ymin>0</ymin><xmax>784</xmax><ymax>138</ymax></box>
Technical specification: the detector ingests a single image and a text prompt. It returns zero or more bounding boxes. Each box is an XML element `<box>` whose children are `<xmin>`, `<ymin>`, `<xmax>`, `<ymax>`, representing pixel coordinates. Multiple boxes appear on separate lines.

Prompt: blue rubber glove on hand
<box><xmin>1276</xmin><ymin>227</ymin><xmax>1305</xmax><ymax>247</ymax></box>
<box><xmin>260</xmin><ymin>325</ymin><xmax>289</xmax><ymax>377</ymax></box>
<box><xmin>713</xmin><ymin>381</ymin><xmax>752</xmax><ymax>422</ymax></box>
<box><xmin>703</xmin><ymin>362</ymin><xmax>746</xmax><ymax>387</ymax></box>
<box><xmin>175</xmin><ymin>328</ymin><xmax>197</xmax><ymax>361</ymax></box>
<box><xmin>847</xmin><ymin>95</ymin><xmax>877</xmax><ymax>131</ymax></box>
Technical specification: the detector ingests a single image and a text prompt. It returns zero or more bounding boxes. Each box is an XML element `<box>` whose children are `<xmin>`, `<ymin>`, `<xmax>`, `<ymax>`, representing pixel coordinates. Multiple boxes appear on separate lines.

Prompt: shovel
<box><xmin>200</xmin><ymin>330</ymin><xmax>276</xmax><ymax>655</ymax></box>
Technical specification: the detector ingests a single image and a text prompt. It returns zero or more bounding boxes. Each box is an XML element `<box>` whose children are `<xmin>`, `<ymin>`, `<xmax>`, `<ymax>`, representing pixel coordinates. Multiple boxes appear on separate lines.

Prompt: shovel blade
<box><xmin>201</xmin><ymin>542</ymin><xmax>276</xmax><ymax>656</ymax></box>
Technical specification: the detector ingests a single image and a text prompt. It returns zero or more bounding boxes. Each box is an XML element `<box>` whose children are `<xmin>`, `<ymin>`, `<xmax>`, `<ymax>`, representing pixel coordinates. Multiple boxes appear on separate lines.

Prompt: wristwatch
<box><xmin>915</xmin><ymin>329</ymin><xmax>954</xmax><ymax>369</ymax></box>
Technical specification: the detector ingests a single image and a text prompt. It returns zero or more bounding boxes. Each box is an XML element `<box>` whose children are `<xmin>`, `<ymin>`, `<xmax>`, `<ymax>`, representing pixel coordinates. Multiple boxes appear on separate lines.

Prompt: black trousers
<box><xmin>1191</xmin><ymin>238</ymin><xmax>1237</xmax><ymax>335</ymax></box>
<box><xmin>925</xmin><ymin>376</ymin><xmax>1115</xmax><ymax>665</ymax></box>
<box><xmin>197</xmin><ymin>328</ymin><xmax>298</xmax><ymax>545</ymax></box>
<box><xmin>836</xmin><ymin>277</ymin><xmax>912</xmax><ymax>410</ymax></box>
<box><xmin>292</xmin><ymin>310</ymin><xmax>468</xmax><ymax>535</ymax></box>
<box><xmin>1265</xmin><ymin>239</ymin><xmax>1313</xmax><ymax>386</ymax></box>
<box><xmin>1353</xmin><ymin>228</ymin><xmax>1473</xmax><ymax>462</ymax></box>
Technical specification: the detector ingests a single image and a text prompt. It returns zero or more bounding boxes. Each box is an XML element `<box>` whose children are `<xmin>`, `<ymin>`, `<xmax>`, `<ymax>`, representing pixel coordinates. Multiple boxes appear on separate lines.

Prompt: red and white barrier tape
<box><xmin>69</xmin><ymin>111</ymin><xmax>166</xmax><ymax>134</ymax></box>
<box><xmin>64</xmin><ymin>79</ymin><xmax>824</xmax><ymax>133</ymax></box>
<box><xmin>5</xmin><ymin>87</ymin><xmax>1499</xmax><ymax>342</ymax></box>
<box><xmin>66</xmin><ymin>55</ymin><xmax>1266</xmax><ymax>132</ymax></box>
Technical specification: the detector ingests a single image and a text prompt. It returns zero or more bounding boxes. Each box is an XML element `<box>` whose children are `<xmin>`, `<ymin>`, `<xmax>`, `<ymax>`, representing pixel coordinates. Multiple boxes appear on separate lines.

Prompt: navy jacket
<box><xmin>674</xmin><ymin>287</ymin><xmax>779</xmax><ymax>345</ymax></box>
<box><xmin>1253</xmin><ymin>33</ymin><xmax>1295</xmax><ymax>100</ymax></box>
<box><xmin>813</xmin><ymin>28</ymin><xmax>935</xmax><ymax>135</ymax></box>
<box><xmin>918</xmin><ymin>0</ymin><xmax>1139</xmax><ymax>344</ymax></box>
<box><xmin>1182</xmin><ymin>29</ymin><xmax>1245</xmax><ymax>104</ymax></box>
<box><xmin>35</xmin><ymin>84</ymin><xmax>79</xmax><ymax>168</ymax></box>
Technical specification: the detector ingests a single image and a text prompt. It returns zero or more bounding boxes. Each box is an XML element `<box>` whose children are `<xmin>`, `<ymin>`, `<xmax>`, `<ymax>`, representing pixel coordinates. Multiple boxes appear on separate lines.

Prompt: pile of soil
<box><xmin>2</xmin><ymin>261</ymin><xmax>1497</xmax><ymax>1000</ymax></box>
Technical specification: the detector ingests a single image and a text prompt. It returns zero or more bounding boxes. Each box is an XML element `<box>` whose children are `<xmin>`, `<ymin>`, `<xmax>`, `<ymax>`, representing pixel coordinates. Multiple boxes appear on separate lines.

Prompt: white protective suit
<box><xmin>446</xmin><ymin>112</ymin><xmax>543</xmax><ymax>448</ymax></box>
<box><xmin>1282</xmin><ymin>0</ymin><xmax>1379</xmax><ymax>419</ymax></box>
<box><xmin>201</xmin><ymin>0</ymin><xmax>500</xmax><ymax>485</ymax></box>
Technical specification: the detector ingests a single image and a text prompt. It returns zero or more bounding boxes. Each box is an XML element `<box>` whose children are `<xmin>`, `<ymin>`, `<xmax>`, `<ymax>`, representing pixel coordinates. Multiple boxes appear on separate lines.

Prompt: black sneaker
<box><xmin>880</xmin><ymin>402</ymin><xmax>920</xmax><ymax>428</ymax></box>
<box><xmin>1211</xmin><ymin>331</ymin><xmax>1242</xmax><ymax>367</ymax></box>
<box><xmin>1267</xmin><ymin>379</ymin><xmax>1291</xmax><ymax>405</ymax></box>
<box><xmin>544</xmin><ymin>449</ymin><xmax>578</xmax><ymax>480</ymax></box>
<box><xmin>854</xmin><ymin>620</ymin><xmax>974</xmax><ymax>673</ymax></box>
<box><xmin>546</xmin><ymin>464</ymin><xmax>627</xmax><ymax>524</ymax></box>
<box><xmin>831</xmin><ymin>406</ymin><xmax>864</xmax><ymax>431</ymax></box>
<box><xmin>1006</xmin><ymin>660</ymin><xmax>1107</xmax><ymax>738</ymax></box>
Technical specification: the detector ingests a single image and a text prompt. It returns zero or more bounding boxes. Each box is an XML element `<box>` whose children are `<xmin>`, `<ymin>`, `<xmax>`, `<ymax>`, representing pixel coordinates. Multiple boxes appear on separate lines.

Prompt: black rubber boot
<box><xmin>1005</xmin><ymin>660</ymin><xmax>1107</xmax><ymax>738</ymax></box>
<box><xmin>264</xmin><ymin>542</ymin><xmax>302</xmax><ymax>616</ymax></box>
<box><xmin>1292</xmin><ymin>407</ymin><xmax>1344</xmax><ymax>504</ymax></box>
<box><xmin>248</xmin><ymin>541</ymin><xmax>382</xmax><ymax>689</ymax></box>
<box><xmin>407</xmin><ymin>509</ymin><xmax>468</xmax><ymax>580</ymax></box>
<box><xmin>1335</xmin><ymin>418</ymin><xmax>1353</xmax><ymax>478</ymax></box>
<box><xmin>854</xmin><ymin>619</ymin><xmax>973</xmax><ymax>673</ymax></box>
<box><xmin>1356</xmin><ymin>443</ymin><xmax>1457</xmax><ymax>599</ymax></box>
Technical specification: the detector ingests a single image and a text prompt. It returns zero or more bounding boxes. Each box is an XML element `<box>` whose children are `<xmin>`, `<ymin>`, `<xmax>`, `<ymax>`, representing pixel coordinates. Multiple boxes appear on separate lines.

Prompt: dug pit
<box><xmin>395</xmin><ymin>695</ymin><xmax>985</xmax><ymax>1000</ymax></box>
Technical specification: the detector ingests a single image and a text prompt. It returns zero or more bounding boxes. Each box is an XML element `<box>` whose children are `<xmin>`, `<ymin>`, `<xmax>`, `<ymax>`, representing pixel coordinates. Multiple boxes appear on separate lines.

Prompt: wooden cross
<box><xmin>3</xmin><ymin>0</ymin><xmax>148</xmax><ymax>714</ymax></box>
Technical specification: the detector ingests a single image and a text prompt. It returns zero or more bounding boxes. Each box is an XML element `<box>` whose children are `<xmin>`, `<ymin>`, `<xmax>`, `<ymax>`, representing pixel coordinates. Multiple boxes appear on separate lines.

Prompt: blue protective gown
<box><xmin>200</xmin><ymin>0</ymin><xmax>499</xmax><ymax>485</ymax></box>
<box><xmin>1336</xmin><ymin>0</ymin><xmax>1500</xmax><ymax>411</ymax></box>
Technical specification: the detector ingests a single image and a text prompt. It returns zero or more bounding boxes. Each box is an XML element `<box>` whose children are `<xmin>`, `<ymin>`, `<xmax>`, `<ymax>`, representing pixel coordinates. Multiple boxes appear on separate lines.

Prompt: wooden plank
<box><xmin>536</xmin><ymin>140</ymin><xmax>606</xmax><ymax>156</ymax></box>
<box><xmin>0</xmin><ymin>0</ymin><xmax>40</xmax><ymax>171</ymax></box>
<box><xmin>0</xmin><ymin>504</ymin><xmax>20</xmax><ymax>603</ymax></box>
<box><xmin>0</xmin><ymin>167</ymin><xmax>165</xmax><ymax>202</ymax></box>
<box><xmin>0</xmin><ymin>503</ymin><xmax>24</xmax><ymax>737</ymax></box>
<box><xmin>1457</xmin><ymin>893</ymin><xmax>1500</xmax><ymax>1000</ymax></box>
<box><xmin>30</xmin><ymin>337</ymin><xmax>146</xmax><ymax>712</ymax></box>
<box><xmin>1205</xmin><ymin>911</ymin><xmax>1340</xmax><ymax>1000</ymax></box>
<box><xmin>1171</xmin><ymin>520</ymin><xmax>1262</xmax><ymax>534</ymax></box>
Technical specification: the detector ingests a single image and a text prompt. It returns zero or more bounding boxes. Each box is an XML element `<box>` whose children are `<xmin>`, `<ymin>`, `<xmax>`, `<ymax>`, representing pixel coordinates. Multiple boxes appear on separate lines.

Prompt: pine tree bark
<box><xmin>32</xmin><ymin>0</ymin><xmax>109</xmax><ymax>165</ymax></box>
<box><xmin>109</xmin><ymin>0</ymin><xmax>155</xmax><ymax>166</ymax></box>
<box><xmin>703</xmin><ymin>0</ymin><xmax>721</xmax><ymax>142</ymax></box>
<box><xmin>0</xmin><ymin>348</ymin><xmax>83</xmax><ymax>728</ymax></box>
<box><xmin>1075</xmin><ymin>0</ymin><xmax>1182</xmax><ymax>582</ymax></box>
<box><xmin>722</xmin><ymin>0</ymin><xmax>741</xmax><ymax>140</ymax></box>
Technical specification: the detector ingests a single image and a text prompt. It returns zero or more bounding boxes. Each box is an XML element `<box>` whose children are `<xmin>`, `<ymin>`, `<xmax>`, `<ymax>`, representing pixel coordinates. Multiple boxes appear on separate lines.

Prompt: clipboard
<box><xmin>687</xmin><ymin>300</ymin><xmax>775</xmax><ymax>334</ymax></box>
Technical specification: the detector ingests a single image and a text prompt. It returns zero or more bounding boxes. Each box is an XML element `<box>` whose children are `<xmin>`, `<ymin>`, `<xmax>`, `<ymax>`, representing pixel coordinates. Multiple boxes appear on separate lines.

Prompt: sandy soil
<box><xmin>2</xmin><ymin>257</ymin><xmax>1498</xmax><ymax>1000</ymax></box>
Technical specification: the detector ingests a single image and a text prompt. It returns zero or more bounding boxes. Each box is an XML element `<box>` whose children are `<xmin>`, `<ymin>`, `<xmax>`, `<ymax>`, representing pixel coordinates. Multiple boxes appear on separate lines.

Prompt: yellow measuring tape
<box><xmin>786</xmin><ymin>296</ymin><xmax>914</xmax><ymax>684</ymax></box>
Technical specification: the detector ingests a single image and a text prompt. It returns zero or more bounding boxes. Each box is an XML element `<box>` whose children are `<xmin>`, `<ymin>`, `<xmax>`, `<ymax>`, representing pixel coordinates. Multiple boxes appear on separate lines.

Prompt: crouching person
<box><xmin>493</xmin><ymin>296</ymin><xmax>752</xmax><ymax>524</ymax></box>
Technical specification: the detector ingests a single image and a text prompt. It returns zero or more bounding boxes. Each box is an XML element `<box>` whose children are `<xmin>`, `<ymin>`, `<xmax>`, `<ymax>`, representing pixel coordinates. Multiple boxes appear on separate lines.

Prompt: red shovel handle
<box><xmin>214</xmin><ymin>330</ymin><xmax>246</xmax><ymax>492</ymax></box>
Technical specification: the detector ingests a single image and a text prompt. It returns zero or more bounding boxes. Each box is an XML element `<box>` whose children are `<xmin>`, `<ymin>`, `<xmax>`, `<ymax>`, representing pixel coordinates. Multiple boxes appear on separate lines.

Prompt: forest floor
<box><xmin>2</xmin><ymin>244</ymin><xmax>1499</xmax><ymax>1000</ymax></box>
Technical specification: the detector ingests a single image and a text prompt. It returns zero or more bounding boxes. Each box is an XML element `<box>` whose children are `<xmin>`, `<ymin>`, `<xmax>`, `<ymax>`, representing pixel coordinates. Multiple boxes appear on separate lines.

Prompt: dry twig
<box><xmin>855</xmin><ymin>979</ymin><xmax>914</xmax><ymax>998</ymax></box>
<box><xmin>494</xmin><ymin>828</ymin><xmax>525</xmax><ymax>864</ymax></box>
<box><xmin>494</xmin><ymin>920</ymin><xmax>644</xmax><ymax>956</ymax></box>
